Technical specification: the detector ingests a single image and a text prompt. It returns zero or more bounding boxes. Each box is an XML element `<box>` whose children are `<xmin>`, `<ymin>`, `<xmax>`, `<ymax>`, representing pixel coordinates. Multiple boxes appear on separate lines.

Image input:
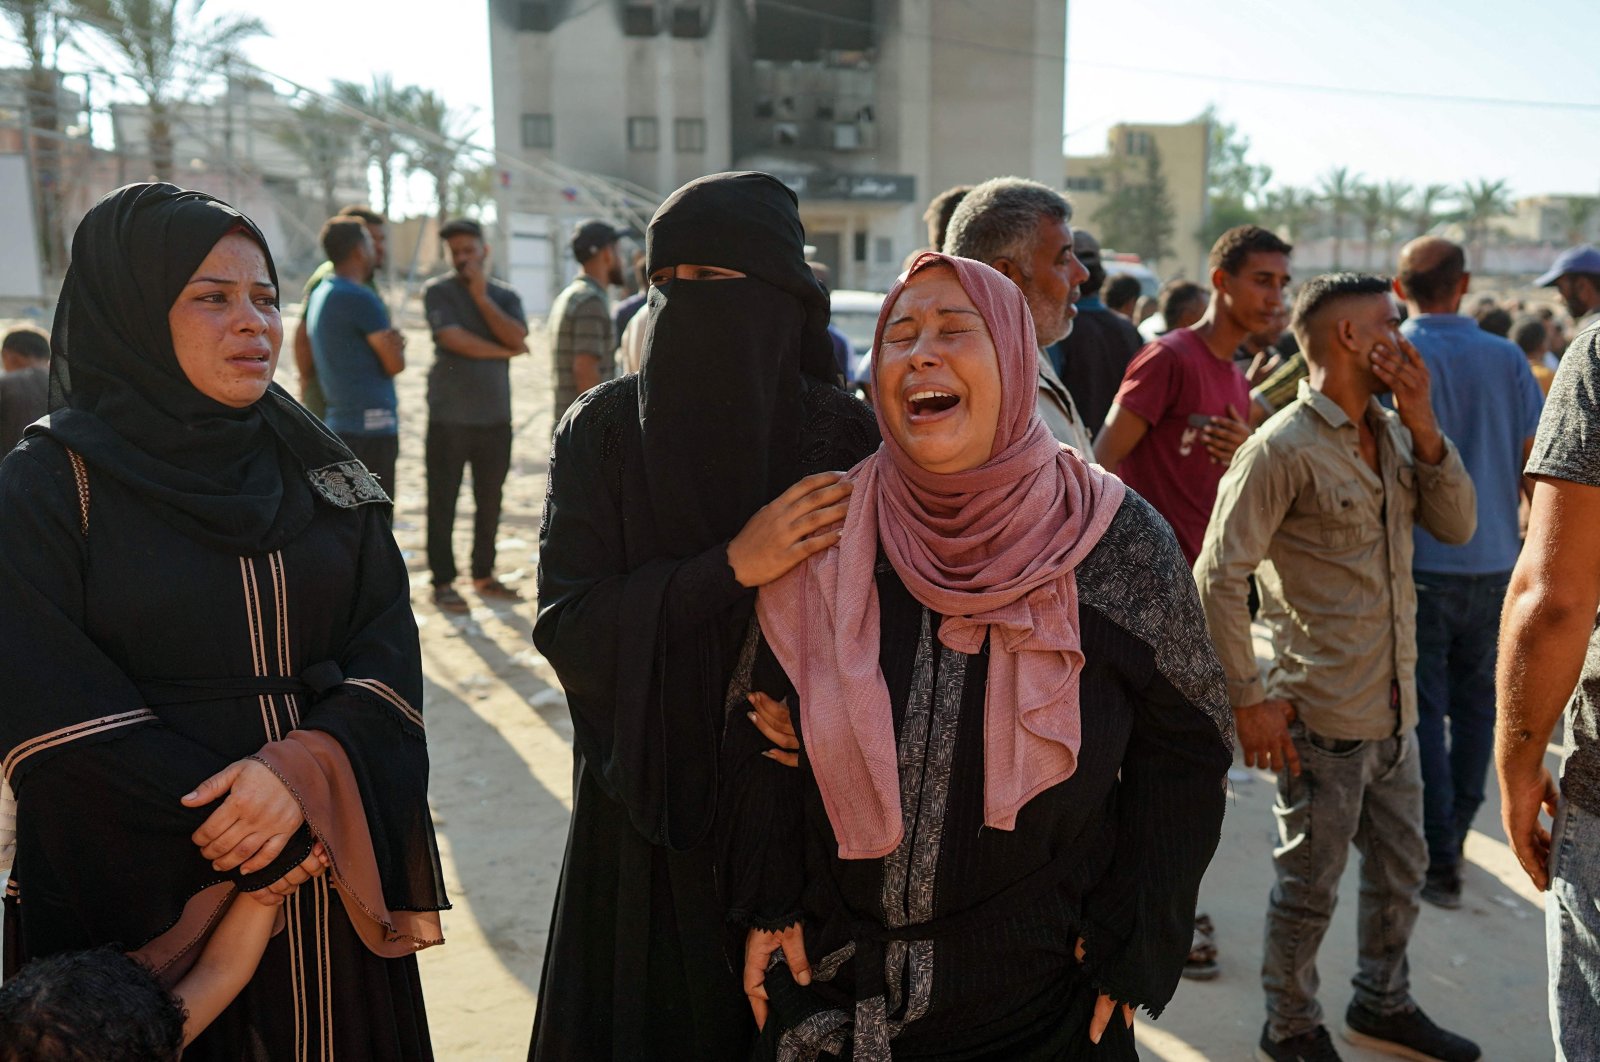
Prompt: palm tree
<box><xmin>1379</xmin><ymin>180</ymin><xmax>1412</xmax><ymax>267</ymax></box>
<box><xmin>1564</xmin><ymin>196</ymin><xmax>1599</xmax><ymax>245</ymax></box>
<box><xmin>451</xmin><ymin>160</ymin><xmax>497</xmax><ymax>220</ymax></box>
<box><xmin>1459</xmin><ymin>177</ymin><xmax>1513</xmax><ymax>271</ymax></box>
<box><xmin>404</xmin><ymin>89</ymin><xmax>474</xmax><ymax>233</ymax></box>
<box><xmin>2</xmin><ymin>0</ymin><xmax>68</xmax><ymax>272</ymax></box>
<box><xmin>67</xmin><ymin>0</ymin><xmax>265</xmax><ymax>181</ymax></box>
<box><xmin>1317</xmin><ymin>166</ymin><xmax>1359</xmax><ymax>268</ymax></box>
<box><xmin>1356</xmin><ymin>183</ymin><xmax>1385</xmax><ymax>268</ymax></box>
<box><xmin>1259</xmin><ymin>186</ymin><xmax>1320</xmax><ymax>243</ymax></box>
<box><xmin>274</xmin><ymin>96</ymin><xmax>360</xmax><ymax>217</ymax></box>
<box><xmin>332</xmin><ymin>73</ymin><xmax>415</xmax><ymax>221</ymax></box>
<box><xmin>1413</xmin><ymin>183</ymin><xmax>1450</xmax><ymax>238</ymax></box>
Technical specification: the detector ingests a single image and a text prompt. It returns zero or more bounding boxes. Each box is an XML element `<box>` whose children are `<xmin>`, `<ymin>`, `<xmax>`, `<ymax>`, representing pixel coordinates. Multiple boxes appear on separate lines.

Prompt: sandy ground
<box><xmin>8</xmin><ymin>301</ymin><xmax>1551</xmax><ymax>1060</ymax></box>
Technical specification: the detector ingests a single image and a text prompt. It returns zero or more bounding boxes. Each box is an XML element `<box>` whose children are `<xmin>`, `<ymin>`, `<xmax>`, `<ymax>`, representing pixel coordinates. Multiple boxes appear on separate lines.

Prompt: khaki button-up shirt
<box><xmin>1194</xmin><ymin>381</ymin><xmax>1476</xmax><ymax>739</ymax></box>
<box><xmin>1037</xmin><ymin>356</ymin><xmax>1096</xmax><ymax>459</ymax></box>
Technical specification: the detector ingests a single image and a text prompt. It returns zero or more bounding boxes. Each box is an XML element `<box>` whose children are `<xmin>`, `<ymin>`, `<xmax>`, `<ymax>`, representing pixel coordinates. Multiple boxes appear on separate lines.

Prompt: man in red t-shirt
<box><xmin>1095</xmin><ymin>226</ymin><xmax>1293</xmax><ymax>563</ymax></box>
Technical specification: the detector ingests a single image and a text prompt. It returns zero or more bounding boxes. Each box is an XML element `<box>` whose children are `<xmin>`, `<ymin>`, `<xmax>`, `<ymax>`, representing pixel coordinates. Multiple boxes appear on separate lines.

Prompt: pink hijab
<box><xmin>756</xmin><ymin>252</ymin><xmax>1127</xmax><ymax>860</ymax></box>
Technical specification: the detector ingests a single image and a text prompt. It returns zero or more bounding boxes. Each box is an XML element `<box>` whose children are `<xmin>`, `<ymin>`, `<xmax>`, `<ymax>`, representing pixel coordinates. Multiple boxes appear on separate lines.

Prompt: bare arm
<box><xmin>293</xmin><ymin>319</ymin><xmax>316</xmax><ymax>395</ymax></box>
<box><xmin>474</xmin><ymin>289</ymin><xmax>529</xmax><ymax>349</ymax></box>
<box><xmin>1497</xmin><ymin>477</ymin><xmax>1600</xmax><ymax>890</ymax></box>
<box><xmin>434</xmin><ymin>325</ymin><xmax>523</xmax><ymax>361</ymax></box>
<box><xmin>572</xmin><ymin>352</ymin><xmax>603</xmax><ymax>396</ymax></box>
<box><xmin>174</xmin><ymin>895</ymin><xmax>278</xmax><ymax>1045</ymax></box>
<box><xmin>1092</xmin><ymin>404</ymin><xmax>1151</xmax><ymax>474</ymax></box>
<box><xmin>365</xmin><ymin>329</ymin><xmax>406</xmax><ymax>377</ymax></box>
<box><xmin>1522</xmin><ymin>436</ymin><xmax>1537</xmax><ymax>504</ymax></box>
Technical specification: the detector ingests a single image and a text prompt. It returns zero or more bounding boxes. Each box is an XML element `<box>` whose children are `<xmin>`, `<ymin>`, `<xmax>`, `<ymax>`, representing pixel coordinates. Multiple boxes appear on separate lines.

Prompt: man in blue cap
<box><xmin>1536</xmin><ymin>245</ymin><xmax>1600</xmax><ymax>335</ymax></box>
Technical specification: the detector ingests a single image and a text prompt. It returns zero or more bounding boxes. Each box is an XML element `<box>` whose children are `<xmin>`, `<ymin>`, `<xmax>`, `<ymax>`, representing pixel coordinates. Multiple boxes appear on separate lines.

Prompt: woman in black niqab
<box><xmin>529</xmin><ymin>172</ymin><xmax>879</xmax><ymax>1061</ymax></box>
<box><xmin>0</xmin><ymin>183</ymin><xmax>448</xmax><ymax>1060</ymax></box>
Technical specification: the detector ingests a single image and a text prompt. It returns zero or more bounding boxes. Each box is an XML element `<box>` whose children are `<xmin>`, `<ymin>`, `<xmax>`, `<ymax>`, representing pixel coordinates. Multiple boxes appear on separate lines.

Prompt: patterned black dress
<box><xmin>719</xmin><ymin>494</ymin><xmax>1235</xmax><ymax>1061</ymax></box>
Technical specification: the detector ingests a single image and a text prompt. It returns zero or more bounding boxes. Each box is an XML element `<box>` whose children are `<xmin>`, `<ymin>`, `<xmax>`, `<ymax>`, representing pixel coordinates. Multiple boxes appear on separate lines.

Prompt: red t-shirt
<box><xmin>1112</xmin><ymin>328</ymin><xmax>1251</xmax><ymax>564</ymax></box>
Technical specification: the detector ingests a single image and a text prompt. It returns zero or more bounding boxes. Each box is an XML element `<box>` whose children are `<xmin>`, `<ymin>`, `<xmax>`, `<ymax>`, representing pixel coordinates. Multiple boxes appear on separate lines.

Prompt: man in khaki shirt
<box><xmin>1195</xmin><ymin>274</ymin><xmax>1480</xmax><ymax>1062</ymax></box>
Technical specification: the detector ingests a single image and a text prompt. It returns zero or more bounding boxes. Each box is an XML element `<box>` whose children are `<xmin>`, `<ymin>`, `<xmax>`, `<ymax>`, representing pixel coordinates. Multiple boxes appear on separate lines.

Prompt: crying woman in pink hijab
<box><xmin>717</xmin><ymin>252</ymin><xmax>1235</xmax><ymax>1061</ymax></box>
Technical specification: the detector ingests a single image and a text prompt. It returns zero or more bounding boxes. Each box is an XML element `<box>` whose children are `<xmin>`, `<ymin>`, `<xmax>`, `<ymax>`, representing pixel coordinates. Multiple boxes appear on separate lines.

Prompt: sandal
<box><xmin>473</xmin><ymin>577</ymin><xmax>524</xmax><ymax>602</ymax></box>
<box><xmin>433</xmin><ymin>584</ymin><xmax>470</xmax><ymax>614</ymax></box>
<box><xmin>1182</xmin><ymin>913</ymin><xmax>1219</xmax><ymax>981</ymax></box>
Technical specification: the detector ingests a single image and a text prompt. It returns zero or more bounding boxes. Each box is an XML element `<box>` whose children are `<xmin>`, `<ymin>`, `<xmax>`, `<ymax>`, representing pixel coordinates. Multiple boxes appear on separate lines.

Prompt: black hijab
<box><xmin>38</xmin><ymin>183</ymin><xmax>367</xmax><ymax>556</ymax></box>
<box><xmin>639</xmin><ymin>171</ymin><xmax>839</xmax><ymax>555</ymax></box>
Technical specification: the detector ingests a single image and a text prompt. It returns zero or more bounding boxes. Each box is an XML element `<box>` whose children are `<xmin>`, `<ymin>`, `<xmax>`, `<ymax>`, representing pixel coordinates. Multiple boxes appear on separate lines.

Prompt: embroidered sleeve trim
<box><xmin>3</xmin><ymin>708</ymin><xmax>158</xmax><ymax>783</ymax></box>
<box><xmin>305</xmin><ymin>460</ymin><xmax>391</xmax><ymax>509</ymax></box>
<box><xmin>341</xmin><ymin>679</ymin><xmax>425</xmax><ymax>731</ymax></box>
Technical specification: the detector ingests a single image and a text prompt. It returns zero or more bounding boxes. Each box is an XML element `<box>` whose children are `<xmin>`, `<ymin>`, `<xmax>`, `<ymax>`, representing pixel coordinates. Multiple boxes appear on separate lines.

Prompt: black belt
<box><xmin>135</xmin><ymin>660</ymin><xmax>345</xmax><ymax>706</ymax></box>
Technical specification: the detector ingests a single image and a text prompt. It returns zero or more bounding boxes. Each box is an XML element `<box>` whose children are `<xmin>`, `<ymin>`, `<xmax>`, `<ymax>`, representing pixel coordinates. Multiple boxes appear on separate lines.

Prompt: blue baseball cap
<box><xmin>1535</xmin><ymin>245</ymin><xmax>1600</xmax><ymax>287</ymax></box>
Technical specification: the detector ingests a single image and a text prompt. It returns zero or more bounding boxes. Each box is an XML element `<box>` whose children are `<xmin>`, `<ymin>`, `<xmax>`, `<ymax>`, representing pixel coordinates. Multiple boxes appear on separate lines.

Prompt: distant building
<box><xmin>1500</xmin><ymin>194</ymin><xmax>1600</xmax><ymax>247</ymax></box>
<box><xmin>108</xmin><ymin>77</ymin><xmax>369</xmax><ymax>271</ymax></box>
<box><xmin>1065</xmin><ymin>117</ymin><xmax>1210</xmax><ymax>283</ymax></box>
<box><xmin>490</xmin><ymin>0</ymin><xmax>1067</xmax><ymax>306</ymax></box>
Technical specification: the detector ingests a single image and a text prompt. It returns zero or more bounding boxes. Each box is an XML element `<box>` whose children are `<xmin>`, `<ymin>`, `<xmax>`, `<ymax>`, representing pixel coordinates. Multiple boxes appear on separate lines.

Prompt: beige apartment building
<box><xmin>1065</xmin><ymin>117</ymin><xmax>1210</xmax><ymax>282</ymax></box>
<box><xmin>489</xmin><ymin>0</ymin><xmax>1066</xmax><ymax>306</ymax></box>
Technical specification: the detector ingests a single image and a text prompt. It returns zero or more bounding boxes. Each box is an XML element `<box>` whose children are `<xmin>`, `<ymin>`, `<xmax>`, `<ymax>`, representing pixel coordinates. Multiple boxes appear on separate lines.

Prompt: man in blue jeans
<box><xmin>1393</xmin><ymin>237</ymin><xmax>1544</xmax><ymax>908</ymax></box>
<box><xmin>1498</xmin><ymin>315</ymin><xmax>1600</xmax><ymax>1060</ymax></box>
<box><xmin>1198</xmin><ymin>274</ymin><xmax>1480</xmax><ymax>1062</ymax></box>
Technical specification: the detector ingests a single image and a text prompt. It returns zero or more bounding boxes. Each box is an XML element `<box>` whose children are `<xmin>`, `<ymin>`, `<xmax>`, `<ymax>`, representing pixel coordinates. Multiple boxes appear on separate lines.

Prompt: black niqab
<box><xmin>38</xmin><ymin>182</ymin><xmax>364</xmax><ymax>556</ymax></box>
<box><xmin>639</xmin><ymin>170</ymin><xmax>839</xmax><ymax>555</ymax></box>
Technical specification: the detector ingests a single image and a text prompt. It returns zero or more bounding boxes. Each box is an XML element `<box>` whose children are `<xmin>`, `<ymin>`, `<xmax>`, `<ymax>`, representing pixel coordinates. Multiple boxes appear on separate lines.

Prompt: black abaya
<box><xmin>530</xmin><ymin>375</ymin><xmax>878</xmax><ymax>1061</ymax></box>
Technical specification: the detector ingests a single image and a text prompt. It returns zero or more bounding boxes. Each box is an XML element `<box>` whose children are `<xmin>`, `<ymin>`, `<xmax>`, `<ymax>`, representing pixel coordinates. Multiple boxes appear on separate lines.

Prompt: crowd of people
<box><xmin>0</xmin><ymin>166</ymin><xmax>1599</xmax><ymax>1062</ymax></box>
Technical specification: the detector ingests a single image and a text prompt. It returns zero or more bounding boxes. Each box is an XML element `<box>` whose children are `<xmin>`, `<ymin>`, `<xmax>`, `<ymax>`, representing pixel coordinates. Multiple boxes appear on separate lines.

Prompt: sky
<box><xmin>1064</xmin><ymin>0</ymin><xmax>1600</xmax><ymax>199</ymax></box>
<box><xmin>8</xmin><ymin>0</ymin><xmax>1599</xmax><ymax>207</ymax></box>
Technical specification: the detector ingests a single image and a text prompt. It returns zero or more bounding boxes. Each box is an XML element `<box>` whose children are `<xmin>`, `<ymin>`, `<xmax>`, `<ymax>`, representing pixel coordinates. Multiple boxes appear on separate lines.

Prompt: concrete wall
<box><xmin>491</xmin><ymin>0</ymin><xmax>1070</xmax><ymax>293</ymax></box>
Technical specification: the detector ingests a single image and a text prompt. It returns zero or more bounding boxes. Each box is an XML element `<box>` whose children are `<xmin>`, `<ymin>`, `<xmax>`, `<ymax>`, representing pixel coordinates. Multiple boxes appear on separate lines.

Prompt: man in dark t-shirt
<box><xmin>1048</xmin><ymin>229</ymin><xmax>1143</xmax><ymax>436</ymax></box>
<box><xmin>1497</xmin><ymin>320</ymin><xmax>1600</xmax><ymax>1059</ymax></box>
<box><xmin>423</xmin><ymin>217</ymin><xmax>529</xmax><ymax>613</ymax></box>
<box><xmin>0</xmin><ymin>325</ymin><xmax>49</xmax><ymax>452</ymax></box>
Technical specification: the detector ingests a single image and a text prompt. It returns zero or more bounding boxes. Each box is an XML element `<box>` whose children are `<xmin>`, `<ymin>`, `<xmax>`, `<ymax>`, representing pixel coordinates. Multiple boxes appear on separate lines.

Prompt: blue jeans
<box><xmin>1262</xmin><ymin>724</ymin><xmax>1426</xmax><ymax>1041</ymax></box>
<box><xmin>1413</xmin><ymin>570</ymin><xmax>1509</xmax><ymax>873</ymax></box>
<box><xmin>1548</xmin><ymin>799</ymin><xmax>1600</xmax><ymax>1060</ymax></box>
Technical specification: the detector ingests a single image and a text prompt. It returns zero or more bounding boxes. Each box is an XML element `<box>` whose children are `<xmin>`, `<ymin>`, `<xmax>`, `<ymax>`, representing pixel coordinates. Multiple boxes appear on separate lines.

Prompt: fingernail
<box><xmin>798</xmin><ymin>972</ymin><xmax>811</xmax><ymax>985</ymax></box>
<box><xmin>747</xmin><ymin>711</ymin><xmax>757</xmax><ymax>721</ymax></box>
<box><xmin>182</xmin><ymin>791</ymin><xmax>197</xmax><ymax>802</ymax></box>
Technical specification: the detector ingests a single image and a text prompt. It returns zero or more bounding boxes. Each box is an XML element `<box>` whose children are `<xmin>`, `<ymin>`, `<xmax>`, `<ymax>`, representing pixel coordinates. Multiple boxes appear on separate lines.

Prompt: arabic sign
<box><xmin>775</xmin><ymin>171</ymin><xmax>916</xmax><ymax>203</ymax></box>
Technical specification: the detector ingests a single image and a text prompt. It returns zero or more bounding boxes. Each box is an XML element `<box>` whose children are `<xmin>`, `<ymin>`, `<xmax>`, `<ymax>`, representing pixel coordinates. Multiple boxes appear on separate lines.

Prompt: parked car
<box><xmin>830</xmin><ymin>288</ymin><xmax>886</xmax><ymax>388</ymax></box>
<box><xmin>1101</xmin><ymin>252</ymin><xmax>1160</xmax><ymax>298</ymax></box>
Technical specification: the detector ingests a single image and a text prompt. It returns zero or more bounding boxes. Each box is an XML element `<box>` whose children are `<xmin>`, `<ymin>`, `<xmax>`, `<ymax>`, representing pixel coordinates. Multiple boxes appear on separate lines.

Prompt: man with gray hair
<box><xmin>943</xmin><ymin>176</ymin><xmax>1096</xmax><ymax>456</ymax></box>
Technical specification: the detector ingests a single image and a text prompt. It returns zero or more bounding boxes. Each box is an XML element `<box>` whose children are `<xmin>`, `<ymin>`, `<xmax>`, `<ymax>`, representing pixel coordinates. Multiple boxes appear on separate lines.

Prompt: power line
<box><xmin>755</xmin><ymin>0</ymin><xmax>1600</xmax><ymax>113</ymax></box>
<box><xmin>1071</xmin><ymin>59</ymin><xmax>1600</xmax><ymax>113</ymax></box>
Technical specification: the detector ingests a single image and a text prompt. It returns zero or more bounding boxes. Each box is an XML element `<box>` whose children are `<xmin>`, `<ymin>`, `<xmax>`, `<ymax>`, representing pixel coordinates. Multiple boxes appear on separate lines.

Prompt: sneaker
<box><xmin>472</xmin><ymin>576</ymin><xmax>524</xmax><ymax>602</ymax></box>
<box><xmin>1182</xmin><ymin>913</ymin><xmax>1219</xmax><ymax>980</ymax></box>
<box><xmin>1341</xmin><ymin>1001</ymin><xmax>1480</xmax><ymax>1062</ymax></box>
<box><xmin>1420</xmin><ymin>868</ymin><xmax>1462</xmax><ymax>910</ymax></box>
<box><xmin>1256</xmin><ymin>1023</ymin><xmax>1343</xmax><ymax>1062</ymax></box>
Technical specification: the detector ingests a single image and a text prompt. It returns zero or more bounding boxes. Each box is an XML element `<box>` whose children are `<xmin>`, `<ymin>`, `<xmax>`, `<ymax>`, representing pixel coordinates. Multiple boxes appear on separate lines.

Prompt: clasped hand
<box><xmin>183</xmin><ymin>758</ymin><xmax>318</xmax><ymax>906</ymax></box>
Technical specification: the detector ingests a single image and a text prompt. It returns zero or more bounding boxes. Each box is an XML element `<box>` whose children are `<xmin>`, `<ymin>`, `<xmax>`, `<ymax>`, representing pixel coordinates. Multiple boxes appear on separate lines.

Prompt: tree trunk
<box><xmin>434</xmin><ymin>168</ymin><xmax>450</xmax><ymax>233</ymax></box>
<box><xmin>149</xmin><ymin>102</ymin><xmax>174</xmax><ymax>182</ymax></box>
<box><xmin>378</xmin><ymin>148</ymin><xmax>394</xmax><ymax>221</ymax></box>
<box><xmin>23</xmin><ymin>64</ymin><xmax>62</xmax><ymax>277</ymax></box>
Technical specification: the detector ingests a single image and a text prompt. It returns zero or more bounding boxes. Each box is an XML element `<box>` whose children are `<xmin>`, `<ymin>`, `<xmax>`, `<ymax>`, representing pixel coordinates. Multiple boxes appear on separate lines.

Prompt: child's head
<box><xmin>0</xmin><ymin>947</ymin><xmax>185</xmax><ymax>1061</ymax></box>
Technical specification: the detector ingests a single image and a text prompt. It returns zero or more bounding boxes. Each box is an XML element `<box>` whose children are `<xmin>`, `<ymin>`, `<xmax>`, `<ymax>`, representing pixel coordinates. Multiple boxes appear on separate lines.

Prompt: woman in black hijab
<box><xmin>530</xmin><ymin>172</ymin><xmax>880</xmax><ymax>1060</ymax></box>
<box><xmin>0</xmin><ymin>183</ymin><xmax>449</xmax><ymax>1060</ymax></box>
